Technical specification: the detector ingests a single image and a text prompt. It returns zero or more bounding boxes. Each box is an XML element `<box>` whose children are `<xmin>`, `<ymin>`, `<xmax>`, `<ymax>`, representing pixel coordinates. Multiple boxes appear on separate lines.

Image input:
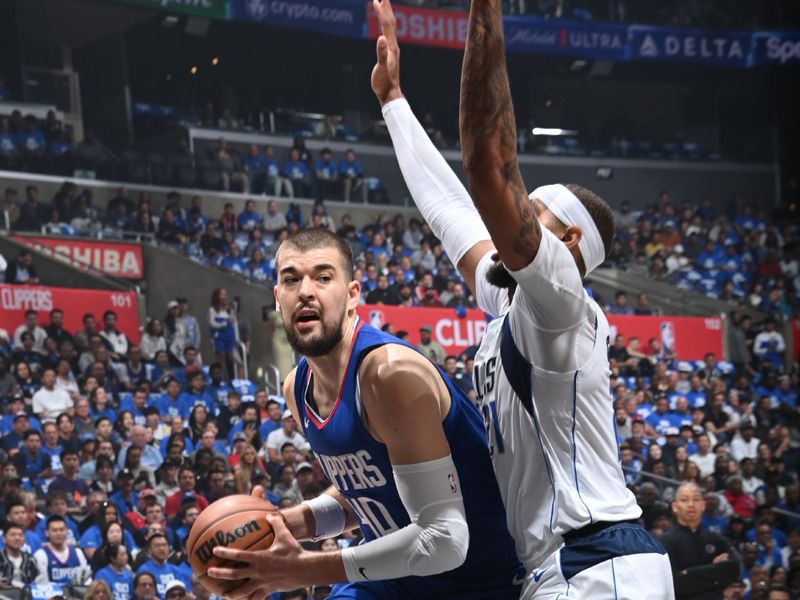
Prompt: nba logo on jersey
<box><xmin>369</xmin><ymin>310</ymin><xmax>385</xmax><ymax>329</ymax></box>
<box><xmin>448</xmin><ymin>472</ymin><xmax>458</xmax><ymax>494</ymax></box>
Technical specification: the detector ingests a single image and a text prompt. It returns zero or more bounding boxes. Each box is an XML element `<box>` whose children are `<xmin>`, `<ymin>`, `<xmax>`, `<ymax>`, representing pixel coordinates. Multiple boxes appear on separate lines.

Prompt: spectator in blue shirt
<box><xmin>243</xmin><ymin>144</ymin><xmax>267</xmax><ymax>194</ymax></box>
<box><xmin>609</xmin><ymin>290</ymin><xmax>634</xmax><ymax>315</ymax></box>
<box><xmin>183</xmin><ymin>371</ymin><xmax>215</xmax><ymax>414</ymax></box>
<box><xmin>109</xmin><ymin>469</ymin><xmax>139</xmax><ymax>517</ymax></box>
<box><xmin>282</xmin><ymin>147</ymin><xmax>309</xmax><ymax>197</ymax></box>
<box><xmin>645</xmin><ymin>395</ymin><xmax>674</xmax><ymax>436</ymax></box>
<box><xmin>206</xmin><ymin>363</ymin><xmax>233</xmax><ymax>405</ymax></box>
<box><xmin>17</xmin><ymin>116</ymin><xmax>46</xmax><ymax>166</ymax></box>
<box><xmin>0</xmin><ymin>118</ymin><xmax>18</xmax><ymax>164</ymax></box>
<box><xmin>221</xmin><ymin>242</ymin><xmax>248</xmax><ymax>275</ymax></box>
<box><xmin>136</xmin><ymin>534</ymin><xmax>189</xmax><ymax>597</ymax></box>
<box><xmin>247</xmin><ymin>247</ymin><xmax>273</xmax><ymax>284</ymax></box>
<box><xmin>338</xmin><ymin>148</ymin><xmax>367</xmax><ymax>203</ymax></box>
<box><xmin>94</xmin><ymin>543</ymin><xmax>134</xmax><ymax>600</ymax></box>
<box><xmin>156</xmin><ymin>379</ymin><xmax>190</xmax><ymax>423</ymax></box>
<box><xmin>315</xmin><ymin>147</ymin><xmax>339</xmax><ymax>200</ymax></box>
<box><xmin>237</xmin><ymin>199</ymin><xmax>261</xmax><ymax>232</ymax></box>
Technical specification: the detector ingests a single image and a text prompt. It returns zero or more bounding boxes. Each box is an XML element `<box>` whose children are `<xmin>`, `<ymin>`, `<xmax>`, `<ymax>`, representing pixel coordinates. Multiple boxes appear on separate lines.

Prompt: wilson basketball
<box><xmin>187</xmin><ymin>495</ymin><xmax>278</xmax><ymax>596</ymax></box>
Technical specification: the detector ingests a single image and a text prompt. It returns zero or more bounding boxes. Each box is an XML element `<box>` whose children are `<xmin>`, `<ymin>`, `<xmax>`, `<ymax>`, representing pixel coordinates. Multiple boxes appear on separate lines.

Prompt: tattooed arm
<box><xmin>459</xmin><ymin>0</ymin><xmax>541</xmax><ymax>272</ymax></box>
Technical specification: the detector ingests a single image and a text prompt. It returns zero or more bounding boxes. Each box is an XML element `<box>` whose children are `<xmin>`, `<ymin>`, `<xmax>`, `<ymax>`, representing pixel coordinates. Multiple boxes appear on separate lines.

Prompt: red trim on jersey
<box><xmin>304</xmin><ymin>319</ymin><xmax>365</xmax><ymax>430</ymax></box>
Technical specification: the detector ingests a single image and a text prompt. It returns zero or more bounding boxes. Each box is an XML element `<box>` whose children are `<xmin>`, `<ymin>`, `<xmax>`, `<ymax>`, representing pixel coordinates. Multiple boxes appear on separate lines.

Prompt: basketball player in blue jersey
<box><xmin>370</xmin><ymin>0</ymin><xmax>673</xmax><ymax>598</ymax></box>
<box><xmin>207</xmin><ymin>227</ymin><xmax>523</xmax><ymax>598</ymax></box>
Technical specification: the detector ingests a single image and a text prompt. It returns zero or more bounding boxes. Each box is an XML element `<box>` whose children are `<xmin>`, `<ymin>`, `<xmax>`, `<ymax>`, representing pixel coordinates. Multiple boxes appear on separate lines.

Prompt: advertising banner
<box><xmin>366</xmin><ymin>3</ymin><xmax>469</xmax><ymax>50</ymax></box>
<box><xmin>503</xmin><ymin>16</ymin><xmax>627</xmax><ymax>60</ymax></box>
<box><xmin>628</xmin><ymin>25</ymin><xmax>753</xmax><ymax>68</ymax></box>
<box><xmin>752</xmin><ymin>31</ymin><xmax>800</xmax><ymax>67</ymax></box>
<box><xmin>365</xmin><ymin>5</ymin><xmax>625</xmax><ymax>59</ymax></box>
<box><xmin>357</xmin><ymin>305</ymin><xmax>723</xmax><ymax>361</ymax></box>
<box><xmin>230</xmin><ymin>0</ymin><xmax>365</xmax><ymax>38</ymax></box>
<box><xmin>12</xmin><ymin>237</ymin><xmax>145</xmax><ymax>279</ymax></box>
<box><xmin>607</xmin><ymin>315</ymin><xmax>723</xmax><ymax>361</ymax></box>
<box><xmin>104</xmin><ymin>0</ymin><xmax>229</xmax><ymax>19</ymax></box>
<box><xmin>357</xmin><ymin>305</ymin><xmax>488</xmax><ymax>356</ymax></box>
<box><xmin>0</xmin><ymin>285</ymin><xmax>141</xmax><ymax>343</ymax></box>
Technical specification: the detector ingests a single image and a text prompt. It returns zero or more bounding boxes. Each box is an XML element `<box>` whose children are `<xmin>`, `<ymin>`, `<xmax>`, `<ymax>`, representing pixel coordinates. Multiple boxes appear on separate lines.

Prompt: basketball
<box><xmin>187</xmin><ymin>495</ymin><xmax>278</xmax><ymax>596</ymax></box>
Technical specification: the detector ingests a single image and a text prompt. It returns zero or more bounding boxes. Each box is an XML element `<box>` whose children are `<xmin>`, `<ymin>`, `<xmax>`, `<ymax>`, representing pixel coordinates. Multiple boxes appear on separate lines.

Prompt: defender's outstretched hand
<box><xmin>371</xmin><ymin>0</ymin><xmax>403</xmax><ymax>106</ymax></box>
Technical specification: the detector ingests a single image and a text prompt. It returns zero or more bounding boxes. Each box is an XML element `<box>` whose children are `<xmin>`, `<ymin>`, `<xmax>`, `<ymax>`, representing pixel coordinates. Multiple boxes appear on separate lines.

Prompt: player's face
<box><xmin>275</xmin><ymin>245</ymin><xmax>359</xmax><ymax>357</ymax></box>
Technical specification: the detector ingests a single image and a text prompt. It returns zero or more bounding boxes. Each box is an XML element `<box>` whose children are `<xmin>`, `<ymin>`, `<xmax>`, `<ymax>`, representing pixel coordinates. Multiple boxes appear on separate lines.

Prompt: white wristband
<box><xmin>302</xmin><ymin>493</ymin><xmax>347</xmax><ymax>541</ymax></box>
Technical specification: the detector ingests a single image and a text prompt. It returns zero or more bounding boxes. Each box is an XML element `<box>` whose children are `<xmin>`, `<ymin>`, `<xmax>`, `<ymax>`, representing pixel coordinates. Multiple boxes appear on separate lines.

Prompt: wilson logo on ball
<box><xmin>196</xmin><ymin>520</ymin><xmax>262</xmax><ymax>564</ymax></box>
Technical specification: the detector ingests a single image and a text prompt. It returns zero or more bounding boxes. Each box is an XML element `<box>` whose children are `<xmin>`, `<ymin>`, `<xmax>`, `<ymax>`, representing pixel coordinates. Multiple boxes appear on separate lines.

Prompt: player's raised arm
<box><xmin>459</xmin><ymin>0</ymin><xmax>541</xmax><ymax>273</ymax></box>
<box><xmin>372</xmin><ymin>0</ymin><xmax>499</xmax><ymax>306</ymax></box>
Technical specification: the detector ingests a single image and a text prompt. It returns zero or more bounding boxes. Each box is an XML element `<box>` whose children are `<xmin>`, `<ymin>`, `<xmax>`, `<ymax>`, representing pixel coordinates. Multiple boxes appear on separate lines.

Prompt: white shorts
<box><xmin>521</xmin><ymin>523</ymin><xmax>675</xmax><ymax>600</ymax></box>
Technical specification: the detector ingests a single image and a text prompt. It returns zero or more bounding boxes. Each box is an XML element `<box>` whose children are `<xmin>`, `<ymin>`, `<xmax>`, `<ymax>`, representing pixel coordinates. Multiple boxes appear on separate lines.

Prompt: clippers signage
<box><xmin>629</xmin><ymin>25</ymin><xmax>753</xmax><ymax>67</ymax></box>
<box><xmin>357</xmin><ymin>305</ymin><xmax>488</xmax><ymax>355</ymax></box>
<box><xmin>0</xmin><ymin>284</ymin><xmax>140</xmax><ymax>343</ymax></box>
<box><xmin>358</xmin><ymin>304</ymin><xmax>723</xmax><ymax>361</ymax></box>
<box><xmin>12</xmin><ymin>237</ymin><xmax>144</xmax><ymax>279</ymax></box>
<box><xmin>230</xmin><ymin>0</ymin><xmax>365</xmax><ymax>38</ymax></box>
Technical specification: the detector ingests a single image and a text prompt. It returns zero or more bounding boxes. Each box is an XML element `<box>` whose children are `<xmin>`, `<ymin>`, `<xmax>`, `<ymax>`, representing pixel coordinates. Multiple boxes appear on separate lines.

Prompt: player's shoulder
<box><xmin>359</xmin><ymin>343</ymin><xmax>436</xmax><ymax>384</ymax></box>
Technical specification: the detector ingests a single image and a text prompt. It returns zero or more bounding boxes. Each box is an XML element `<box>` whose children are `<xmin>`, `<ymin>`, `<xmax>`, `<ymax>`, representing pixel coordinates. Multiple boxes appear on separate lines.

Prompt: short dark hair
<box><xmin>276</xmin><ymin>228</ymin><xmax>354</xmax><ymax>282</ymax></box>
<box><xmin>46</xmin><ymin>515</ymin><xmax>66</xmax><ymax>528</ymax></box>
<box><xmin>24</xmin><ymin>430</ymin><xmax>41</xmax><ymax>440</ymax></box>
<box><xmin>59</xmin><ymin>448</ymin><xmax>79</xmax><ymax>460</ymax></box>
<box><xmin>564</xmin><ymin>184</ymin><xmax>614</xmax><ymax>260</ymax></box>
<box><xmin>3</xmin><ymin>523</ymin><xmax>23</xmax><ymax>536</ymax></box>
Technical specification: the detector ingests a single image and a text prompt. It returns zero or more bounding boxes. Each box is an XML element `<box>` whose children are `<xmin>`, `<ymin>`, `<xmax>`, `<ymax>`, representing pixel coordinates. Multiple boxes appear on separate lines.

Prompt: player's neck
<box><xmin>305</xmin><ymin>313</ymin><xmax>359</xmax><ymax>400</ymax></box>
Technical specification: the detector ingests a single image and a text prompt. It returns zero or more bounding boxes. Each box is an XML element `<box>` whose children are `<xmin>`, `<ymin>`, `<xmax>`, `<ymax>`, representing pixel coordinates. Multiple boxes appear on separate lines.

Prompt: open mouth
<box><xmin>294</xmin><ymin>309</ymin><xmax>321</xmax><ymax>325</ymax></box>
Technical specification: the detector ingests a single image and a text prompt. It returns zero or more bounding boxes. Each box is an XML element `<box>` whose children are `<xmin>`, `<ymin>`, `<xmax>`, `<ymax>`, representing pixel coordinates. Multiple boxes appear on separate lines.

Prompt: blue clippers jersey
<box><xmin>294</xmin><ymin>320</ymin><xmax>520</xmax><ymax>584</ymax></box>
<box><xmin>42</xmin><ymin>546</ymin><xmax>83</xmax><ymax>584</ymax></box>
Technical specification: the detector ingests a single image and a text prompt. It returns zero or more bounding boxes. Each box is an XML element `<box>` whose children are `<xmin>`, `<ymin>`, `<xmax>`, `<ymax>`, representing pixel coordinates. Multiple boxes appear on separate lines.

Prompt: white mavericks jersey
<box><xmin>472</xmin><ymin>230</ymin><xmax>641</xmax><ymax>573</ymax></box>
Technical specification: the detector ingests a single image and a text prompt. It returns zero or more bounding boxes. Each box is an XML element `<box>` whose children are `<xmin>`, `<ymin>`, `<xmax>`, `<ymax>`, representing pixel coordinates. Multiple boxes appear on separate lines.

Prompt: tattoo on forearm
<box><xmin>460</xmin><ymin>0</ymin><xmax>540</xmax><ymax>260</ymax></box>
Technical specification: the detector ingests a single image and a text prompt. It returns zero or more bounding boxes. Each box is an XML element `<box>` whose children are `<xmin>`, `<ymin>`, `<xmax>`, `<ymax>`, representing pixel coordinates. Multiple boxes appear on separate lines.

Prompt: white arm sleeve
<box><xmin>341</xmin><ymin>455</ymin><xmax>469</xmax><ymax>581</ymax></box>
<box><xmin>382</xmin><ymin>98</ymin><xmax>490</xmax><ymax>266</ymax></box>
<box><xmin>506</xmin><ymin>227</ymin><xmax>596</xmax><ymax>371</ymax></box>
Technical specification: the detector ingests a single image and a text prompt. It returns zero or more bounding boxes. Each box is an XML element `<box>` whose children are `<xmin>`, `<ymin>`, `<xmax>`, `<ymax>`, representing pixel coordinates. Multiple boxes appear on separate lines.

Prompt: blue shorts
<box><xmin>327</xmin><ymin>553</ymin><xmax>524</xmax><ymax>600</ymax></box>
<box><xmin>213</xmin><ymin>337</ymin><xmax>237</xmax><ymax>353</ymax></box>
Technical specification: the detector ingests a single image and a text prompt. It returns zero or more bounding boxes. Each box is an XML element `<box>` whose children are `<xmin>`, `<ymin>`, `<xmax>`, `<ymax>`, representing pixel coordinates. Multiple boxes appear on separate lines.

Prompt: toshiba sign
<box><xmin>13</xmin><ymin>237</ymin><xmax>144</xmax><ymax>279</ymax></box>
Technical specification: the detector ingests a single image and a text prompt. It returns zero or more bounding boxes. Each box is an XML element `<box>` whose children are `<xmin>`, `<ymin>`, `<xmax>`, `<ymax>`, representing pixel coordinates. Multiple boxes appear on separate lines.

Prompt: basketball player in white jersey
<box><xmin>371</xmin><ymin>0</ymin><xmax>674</xmax><ymax>597</ymax></box>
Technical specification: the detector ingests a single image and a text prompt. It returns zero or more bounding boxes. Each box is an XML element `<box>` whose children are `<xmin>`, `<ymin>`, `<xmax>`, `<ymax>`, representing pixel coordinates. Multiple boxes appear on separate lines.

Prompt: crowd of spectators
<box><xmin>0</xmin><ymin>288</ymin><xmax>342</xmax><ymax>599</ymax></box>
<box><xmin>2</xmin><ymin>174</ymin><xmax>800</xmax><ymax>598</ymax></box>
<box><xmin>606</xmin><ymin>192</ymin><xmax>799</xmax><ymax>322</ymax></box>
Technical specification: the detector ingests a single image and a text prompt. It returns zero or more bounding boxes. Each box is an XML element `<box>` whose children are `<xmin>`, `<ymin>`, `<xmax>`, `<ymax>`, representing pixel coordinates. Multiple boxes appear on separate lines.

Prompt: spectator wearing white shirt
<box><xmin>740</xmin><ymin>458</ymin><xmax>765</xmax><ymax>496</ymax></box>
<box><xmin>730</xmin><ymin>421</ymin><xmax>760</xmax><ymax>463</ymax></box>
<box><xmin>265</xmin><ymin>410</ymin><xmax>309</xmax><ymax>464</ymax></box>
<box><xmin>753</xmin><ymin>319</ymin><xmax>786</xmax><ymax>370</ymax></box>
<box><xmin>13</xmin><ymin>310</ymin><xmax>47</xmax><ymax>354</ymax></box>
<box><xmin>98</xmin><ymin>310</ymin><xmax>129</xmax><ymax>363</ymax></box>
<box><xmin>262</xmin><ymin>199</ymin><xmax>287</xmax><ymax>233</ymax></box>
<box><xmin>32</xmin><ymin>368</ymin><xmax>72</xmax><ymax>420</ymax></box>
<box><xmin>690</xmin><ymin>432</ymin><xmax>717</xmax><ymax>479</ymax></box>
